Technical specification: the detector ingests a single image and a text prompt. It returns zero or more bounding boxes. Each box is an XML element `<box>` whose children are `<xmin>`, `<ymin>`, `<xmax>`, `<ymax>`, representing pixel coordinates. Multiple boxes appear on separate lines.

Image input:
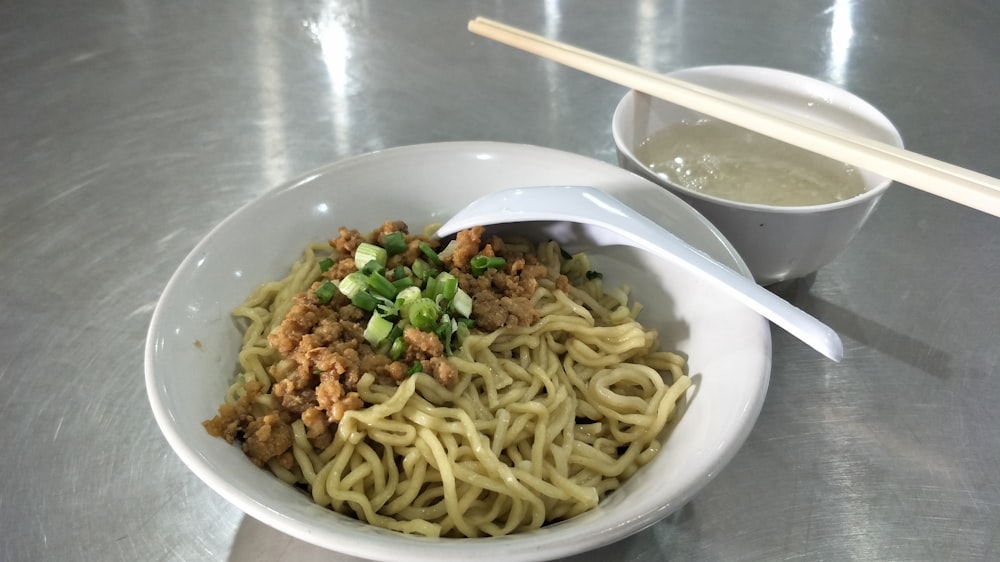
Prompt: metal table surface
<box><xmin>2</xmin><ymin>1</ymin><xmax>997</xmax><ymax>560</ymax></box>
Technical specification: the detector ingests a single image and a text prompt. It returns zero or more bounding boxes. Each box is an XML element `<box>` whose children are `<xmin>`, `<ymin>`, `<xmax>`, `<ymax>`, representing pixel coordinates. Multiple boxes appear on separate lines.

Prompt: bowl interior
<box><xmin>145</xmin><ymin>141</ymin><xmax>771</xmax><ymax>562</ymax></box>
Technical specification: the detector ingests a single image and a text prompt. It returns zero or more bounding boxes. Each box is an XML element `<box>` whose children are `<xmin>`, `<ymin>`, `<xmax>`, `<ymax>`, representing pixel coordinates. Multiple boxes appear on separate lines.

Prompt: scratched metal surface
<box><xmin>1</xmin><ymin>1</ymin><xmax>998</xmax><ymax>560</ymax></box>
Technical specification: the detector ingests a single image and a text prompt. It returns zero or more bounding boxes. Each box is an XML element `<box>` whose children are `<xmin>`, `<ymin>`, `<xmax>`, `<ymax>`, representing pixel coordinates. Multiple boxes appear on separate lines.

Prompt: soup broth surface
<box><xmin>635</xmin><ymin>118</ymin><xmax>866</xmax><ymax>206</ymax></box>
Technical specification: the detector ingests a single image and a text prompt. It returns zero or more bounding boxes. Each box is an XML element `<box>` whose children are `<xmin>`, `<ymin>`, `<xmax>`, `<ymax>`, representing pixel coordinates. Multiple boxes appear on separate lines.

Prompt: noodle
<box><xmin>204</xmin><ymin>224</ymin><xmax>690</xmax><ymax>538</ymax></box>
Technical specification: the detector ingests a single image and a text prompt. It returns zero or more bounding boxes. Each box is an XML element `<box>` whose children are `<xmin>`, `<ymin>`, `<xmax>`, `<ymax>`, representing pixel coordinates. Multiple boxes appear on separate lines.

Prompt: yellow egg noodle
<box><xmin>221</xmin><ymin>236</ymin><xmax>690</xmax><ymax>538</ymax></box>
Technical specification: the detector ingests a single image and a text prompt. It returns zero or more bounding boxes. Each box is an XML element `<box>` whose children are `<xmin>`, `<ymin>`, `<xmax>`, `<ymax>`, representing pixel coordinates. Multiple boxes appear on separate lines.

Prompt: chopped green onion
<box><xmin>438</xmin><ymin>239</ymin><xmax>459</xmax><ymax>260</ymax></box>
<box><xmin>388</xmin><ymin>337</ymin><xmax>406</xmax><ymax>360</ymax></box>
<box><xmin>408</xmin><ymin>298</ymin><xmax>439</xmax><ymax>332</ymax></box>
<box><xmin>559</xmin><ymin>247</ymin><xmax>573</xmax><ymax>260</ymax></box>
<box><xmin>364</xmin><ymin>314</ymin><xmax>394</xmax><ymax>346</ymax></box>
<box><xmin>337</xmin><ymin>271</ymin><xmax>368</xmax><ymax>299</ymax></box>
<box><xmin>351</xmin><ymin>291</ymin><xmax>377</xmax><ymax>312</ymax></box>
<box><xmin>407</xmin><ymin>361</ymin><xmax>423</xmax><ymax>376</ymax></box>
<box><xmin>437</xmin><ymin>316</ymin><xmax>454</xmax><ymax>354</ymax></box>
<box><xmin>585</xmin><ymin>270</ymin><xmax>603</xmax><ymax>280</ymax></box>
<box><xmin>411</xmin><ymin>258</ymin><xmax>432</xmax><ymax>281</ymax></box>
<box><xmin>422</xmin><ymin>275</ymin><xmax>438</xmax><ymax>299</ymax></box>
<box><xmin>387</xmin><ymin>324</ymin><xmax>404</xmax><ymax>341</ymax></box>
<box><xmin>361</xmin><ymin>260</ymin><xmax>385</xmax><ymax>276</ymax></box>
<box><xmin>392</xmin><ymin>265</ymin><xmax>408</xmax><ymax>281</ymax></box>
<box><xmin>391</xmin><ymin>276</ymin><xmax>414</xmax><ymax>291</ymax></box>
<box><xmin>374</xmin><ymin>295</ymin><xmax>397</xmax><ymax>317</ymax></box>
<box><xmin>455</xmin><ymin>320</ymin><xmax>472</xmax><ymax>343</ymax></box>
<box><xmin>367</xmin><ymin>271</ymin><xmax>398</xmax><ymax>299</ymax></box>
<box><xmin>451</xmin><ymin>288</ymin><xmax>473</xmax><ymax>318</ymax></box>
<box><xmin>470</xmin><ymin>255</ymin><xmax>506</xmax><ymax>276</ymax></box>
<box><xmin>314</xmin><ymin>280</ymin><xmax>337</xmax><ymax>304</ymax></box>
<box><xmin>315</xmin><ymin>235</ymin><xmax>480</xmax><ymax>358</ymax></box>
<box><xmin>355</xmin><ymin>242</ymin><xmax>387</xmax><ymax>271</ymax></box>
<box><xmin>418</xmin><ymin>242</ymin><xmax>445</xmax><ymax>268</ymax></box>
<box><xmin>436</xmin><ymin>272</ymin><xmax>458</xmax><ymax>302</ymax></box>
<box><xmin>395</xmin><ymin>286</ymin><xmax>421</xmax><ymax>306</ymax></box>
<box><xmin>436</xmin><ymin>314</ymin><xmax>453</xmax><ymax>339</ymax></box>
<box><xmin>382</xmin><ymin>231</ymin><xmax>408</xmax><ymax>256</ymax></box>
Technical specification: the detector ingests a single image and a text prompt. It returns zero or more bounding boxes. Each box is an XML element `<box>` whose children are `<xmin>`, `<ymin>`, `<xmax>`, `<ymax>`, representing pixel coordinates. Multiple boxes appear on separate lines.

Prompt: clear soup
<box><xmin>635</xmin><ymin>118</ymin><xmax>865</xmax><ymax>206</ymax></box>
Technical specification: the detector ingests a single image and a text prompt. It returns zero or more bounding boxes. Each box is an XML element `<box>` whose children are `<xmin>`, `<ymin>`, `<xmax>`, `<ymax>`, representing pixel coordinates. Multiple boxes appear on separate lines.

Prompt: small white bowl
<box><xmin>145</xmin><ymin>141</ymin><xmax>771</xmax><ymax>562</ymax></box>
<box><xmin>612</xmin><ymin>65</ymin><xmax>903</xmax><ymax>285</ymax></box>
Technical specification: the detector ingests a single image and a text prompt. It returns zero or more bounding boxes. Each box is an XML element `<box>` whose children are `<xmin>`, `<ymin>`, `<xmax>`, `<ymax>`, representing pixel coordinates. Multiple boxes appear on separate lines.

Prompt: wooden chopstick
<box><xmin>468</xmin><ymin>17</ymin><xmax>1000</xmax><ymax>218</ymax></box>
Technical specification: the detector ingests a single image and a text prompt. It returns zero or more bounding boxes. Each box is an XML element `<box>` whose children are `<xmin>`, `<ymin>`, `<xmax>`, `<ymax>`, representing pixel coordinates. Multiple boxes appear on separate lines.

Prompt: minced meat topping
<box><xmin>204</xmin><ymin>221</ymin><xmax>567</xmax><ymax>467</ymax></box>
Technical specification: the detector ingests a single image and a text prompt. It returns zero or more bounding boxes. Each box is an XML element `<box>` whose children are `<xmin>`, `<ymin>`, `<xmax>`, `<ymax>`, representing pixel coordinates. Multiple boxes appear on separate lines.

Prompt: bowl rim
<box><xmin>144</xmin><ymin>140</ymin><xmax>772</xmax><ymax>561</ymax></box>
<box><xmin>612</xmin><ymin>64</ymin><xmax>904</xmax><ymax>214</ymax></box>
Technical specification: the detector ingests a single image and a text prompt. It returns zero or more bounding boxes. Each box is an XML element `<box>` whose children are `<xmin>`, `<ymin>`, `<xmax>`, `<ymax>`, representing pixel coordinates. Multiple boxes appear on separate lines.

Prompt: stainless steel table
<box><xmin>2</xmin><ymin>1</ymin><xmax>997</xmax><ymax>560</ymax></box>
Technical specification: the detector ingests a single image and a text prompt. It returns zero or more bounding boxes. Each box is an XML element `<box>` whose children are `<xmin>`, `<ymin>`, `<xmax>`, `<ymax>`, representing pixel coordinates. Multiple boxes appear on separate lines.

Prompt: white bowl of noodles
<box><xmin>145</xmin><ymin>141</ymin><xmax>771</xmax><ymax>561</ymax></box>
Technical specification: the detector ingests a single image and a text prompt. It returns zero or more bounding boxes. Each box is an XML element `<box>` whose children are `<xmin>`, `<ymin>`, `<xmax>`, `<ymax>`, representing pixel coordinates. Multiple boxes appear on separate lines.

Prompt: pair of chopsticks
<box><xmin>468</xmin><ymin>17</ymin><xmax>1000</xmax><ymax>218</ymax></box>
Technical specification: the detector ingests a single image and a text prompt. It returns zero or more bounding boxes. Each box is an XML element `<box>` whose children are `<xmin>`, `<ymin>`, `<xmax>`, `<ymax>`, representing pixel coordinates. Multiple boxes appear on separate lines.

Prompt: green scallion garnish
<box><xmin>317</xmin><ymin>233</ymin><xmax>485</xmax><ymax>357</ymax></box>
<box><xmin>452</xmin><ymin>288</ymin><xmax>473</xmax><ymax>318</ymax></box>
<box><xmin>388</xmin><ymin>336</ymin><xmax>406</xmax><ymax>360</ymax></box>
<box><xmin>418</xmin><ymin>242</ymin><xmax>445</xmax><ymax>268</ymax></box>
<box><xmin>355</xmin><ymin>242</ymin><xmax>387</xmax><ymax>271</ymax></box>
<box><xmin>437</xmin><ymin>317</ymin><xmax>454</xmax><ymax>355</ymax></box>
<box><xmin>351</xmin><ymin>291</ymin><xmax>377</xmax><ymax>312</ymax></box>
<box><xmin>395</xmin><ymin>285</ymin><xmax>421</xmax><ymax>306</ymax></box>
<box><xmin>470</xmin><ymin>255</ymin><xmax>506</xmax><ymax>277</ymax></box>
<box><xmin>367</xmin><ymin>271</ymin><xmax>398</xmax><ymax>300</ymax></box>
<box><xmin>407</xmin><ymin>298</ymin><xmax>439</xmax><ymax>332</ymax></box>
<box><xmin>391</xmin><ymin>276</ymin><xmax>414</xmax><ymax>292</ymax></box>
<box><xmin>437</xmin><ymin>272</ymin><xmax>458</xmax><ymax>302</ymax></box>
<box><xmin>338</xmin><ymin>271</ymin><xmax>368</xmax><ymax>299</ymax></box>
<box><xmin>455</xmin><ymin>319</ymin><xmax>472</xmax><ymax>344</ymax></box>
<box><xmin>422</xmin><ymin>275</ymin><xmax>438</xmax><ymax>299</ymax></box>
<box><xmin>411</xmin><ymin>258</ymin><xmax>432</xmax><ymax>281</ymax></box>
<box><xmin>392</xmin><ymin>265</ymin><xmax>408</xmax><ymax>282</ymax></box>
<box><xmin>314</xmin><ymin>280</ymin><xmax>337</xmax><ymax>304</ymax></box>
<box><xmin>364</xmin><ymin>314</ymin><xmax>394</xmax><ymax>346</ymax></box>
<box><xmin>361</xmin><ymin>259</ymin><xmax>385</xmax><ymax>276</ymax></box>
<box><xmin>382</xmin><ymin>231</ymin><xmax>408</xmax><ymax>256</ymax></box>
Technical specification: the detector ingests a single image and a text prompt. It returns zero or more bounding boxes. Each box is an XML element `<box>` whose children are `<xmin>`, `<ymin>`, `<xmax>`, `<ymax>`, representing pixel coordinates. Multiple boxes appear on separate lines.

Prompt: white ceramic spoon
<box><xmin>435</xmin><ymin>185</ymin><xmax>843</xmax><ymax>361</ymax></box>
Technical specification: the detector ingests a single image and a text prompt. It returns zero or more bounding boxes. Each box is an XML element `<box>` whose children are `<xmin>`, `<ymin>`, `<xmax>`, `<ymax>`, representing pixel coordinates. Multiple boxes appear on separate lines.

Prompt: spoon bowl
<box><xmin>436</xmin><ymin>185</ymin><xmax>843</xmax><ymax>361</ymax></box>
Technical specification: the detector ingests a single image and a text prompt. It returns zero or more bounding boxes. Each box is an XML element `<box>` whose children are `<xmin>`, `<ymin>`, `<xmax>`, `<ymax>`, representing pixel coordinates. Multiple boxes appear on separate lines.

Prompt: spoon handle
<box><xmin>569</xmin><ymin>188</ymin><xmax>844</xmax><ymax>361</ymax></box>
